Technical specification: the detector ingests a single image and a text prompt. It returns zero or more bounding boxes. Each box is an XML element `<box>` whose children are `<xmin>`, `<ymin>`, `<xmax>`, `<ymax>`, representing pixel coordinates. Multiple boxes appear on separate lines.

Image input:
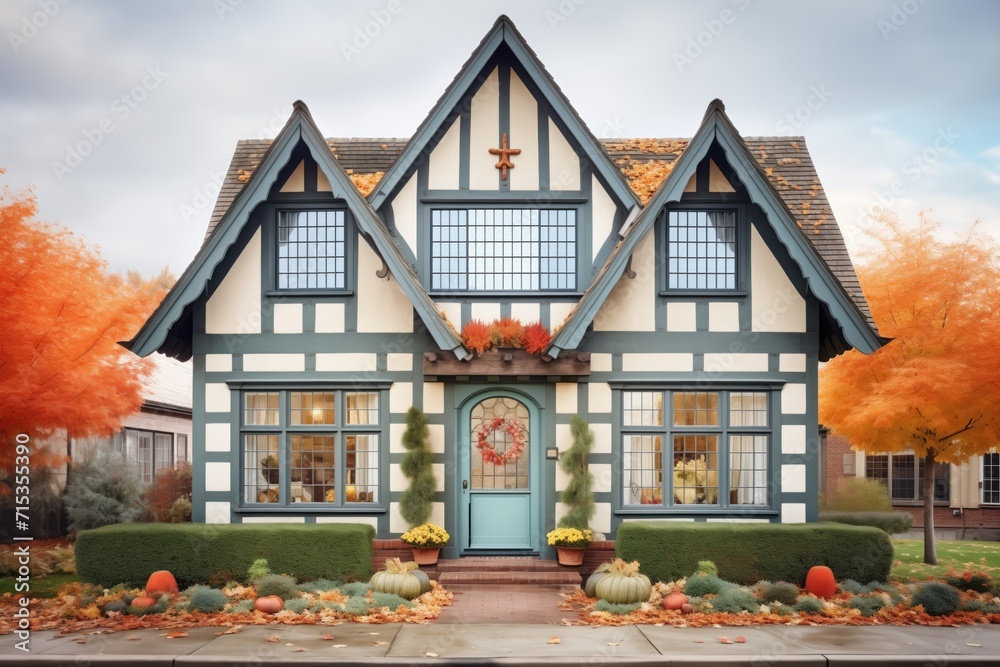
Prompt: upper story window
<box><xmin>430</xmin><ymin>208</ymin><xmax>577</xmax><ymax>292</ymax></box>
<box><xmin>666</xmin><ymin>210</ymin><xmax>738</xmax><ymax>291</ymax></box>
<box><xmin>276</xmin><ymin>210</ymin><xmax>346</xmax><ymax>289</ymax></box>
<box><xmin>621</xmin><ymin>389</ymin><xmax>771</xmax><ymax>509</ymax></box>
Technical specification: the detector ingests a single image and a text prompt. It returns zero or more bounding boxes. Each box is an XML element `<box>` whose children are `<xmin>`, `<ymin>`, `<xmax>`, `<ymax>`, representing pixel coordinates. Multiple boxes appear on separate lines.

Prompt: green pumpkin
<box><xmin>412</xmin><ymin>569</ymin><xmax>432</xmax><ymax>596</ymax></box>
<box><xmin>370</xmin><ymin>558</ymin><xmax>423</xmax><ymax>600</ymax></box>
<box><xmin>595</xmin><ymin>572</ymin><xmax>651</xmax><ymax>604</ymax></box>
<box><xmin>584</xmin><ymin>572</ymin><xmax>607</xmax><ymax>598</ymax></box>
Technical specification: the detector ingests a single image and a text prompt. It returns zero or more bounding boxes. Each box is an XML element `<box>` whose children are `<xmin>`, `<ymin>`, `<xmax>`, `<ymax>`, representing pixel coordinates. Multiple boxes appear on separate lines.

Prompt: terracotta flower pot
<box><xmin>555</xmin><ymin>546</ymin><xmax>586</xmax><ymax>566</ymax></box>
<box><xmin>411</xmin><ymin>547</ymin><xmax>440</xmax><ymax>565</ymax></box>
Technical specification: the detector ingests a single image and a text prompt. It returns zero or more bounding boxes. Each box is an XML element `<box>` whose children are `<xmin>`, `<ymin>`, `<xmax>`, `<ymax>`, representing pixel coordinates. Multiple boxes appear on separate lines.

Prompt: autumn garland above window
<box><xmin>461</xmin><ymin>318</ymin><xmax>552</xmax><ymax>356</ymax></box>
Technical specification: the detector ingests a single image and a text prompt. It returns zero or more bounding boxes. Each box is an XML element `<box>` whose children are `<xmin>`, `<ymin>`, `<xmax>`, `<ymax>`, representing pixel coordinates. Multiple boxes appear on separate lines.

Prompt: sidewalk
<box><xmin>3</xmin><ymin>623</ymin><xmax>999</xmax><ymax>666</ymax></box>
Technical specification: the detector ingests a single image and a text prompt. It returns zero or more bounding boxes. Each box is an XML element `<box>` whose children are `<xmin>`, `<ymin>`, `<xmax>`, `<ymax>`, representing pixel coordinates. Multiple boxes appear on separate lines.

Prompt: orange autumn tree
<box><xmin>0</xmin><ymin>173</ymin><xmax>171</xmax><ymax>485</ymax></box>
<box><xmin>819</xmin><ymin>208</ymin><xmax>1000</xmax><ymax>564</ymax></box>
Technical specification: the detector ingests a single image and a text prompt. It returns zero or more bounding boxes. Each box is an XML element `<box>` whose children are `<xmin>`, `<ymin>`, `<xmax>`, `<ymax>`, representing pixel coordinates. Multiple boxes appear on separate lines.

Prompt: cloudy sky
<box><xmin>2</xmin><ymin>0</ymin><xmax>998</xmax><ymax>277</ymax></box>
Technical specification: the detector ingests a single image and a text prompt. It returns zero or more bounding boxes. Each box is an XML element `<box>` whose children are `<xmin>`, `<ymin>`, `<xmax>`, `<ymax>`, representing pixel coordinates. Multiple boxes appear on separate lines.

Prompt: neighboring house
<box><xmin>124</xmin><ymin>16</ymin><xmax>882</xmax><ymax>558</ymax></box>
<box><xmin>66</xmin><ymin>355</ymin><xmax>193</xmax><ymax>486</ymax></box>
<box><xmin>822</xmin><ymin>432</ymin><xmax>1000</xmax><ymax>540</ymax></box>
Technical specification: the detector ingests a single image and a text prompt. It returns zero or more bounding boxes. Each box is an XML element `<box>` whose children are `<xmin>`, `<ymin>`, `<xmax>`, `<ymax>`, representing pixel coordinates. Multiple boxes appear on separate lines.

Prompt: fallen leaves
<box><xmin>164</xmin><ymin>631</ymin><xmax>188</xmax><ymax>639</ymax></box>
<box><xmin>547</xmin><ymin>636</ymin><xmax>561</xmax><ymax>644</ymax></box>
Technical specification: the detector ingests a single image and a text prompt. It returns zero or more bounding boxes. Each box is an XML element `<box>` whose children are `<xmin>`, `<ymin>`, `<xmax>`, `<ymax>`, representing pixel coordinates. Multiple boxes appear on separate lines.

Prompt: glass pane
<box><xmin>673</xmin><ymin>392</ymin><xmax>720</xmax><ymax>426</ymax></box>
<box><xmin>137</xmin><ymin>431</ymin><xmax>153</xmax><ymax>483</ymax></box>
<box><xmin>154</xmin><ymin>433</ymin><xmax>173</xmax><ymax>475</ymax></box>
<box><xmin>730</xmin><ymin>392</ymin><xmax>768</xmax><ymax>427</ymax></box>
<box><xmin>672</xmin><ymin>435</ymin><xmax>719</xmax><ymax>504</ymax></box>
<box><xmin>470</xmin><ymin>396</ymin><xmax>529</xmax><ymax>490</ymax></box>
<box><xmin>866</xmin><ymin>454</ymin><xmax>889</xmax><ymax>484</ymax></box>
<box><xmin>891</xmin><ymin>454</ymin><xmax>915</xmax><ymax>500</ymax></box>
<box><xmin>277</xmin><ymin>210</ymin><xmax>346</xmax><ymax>290</ymax></box>
<box><xmin>290</xmin><ymin>434</ymin><xmax>336</xmax><ymax>503</ymax></box>
<box><xmin>346</xmin><ymin>434</ymin><xmax>379</xmax><ymax>503</ymax></box>
<box><xmin>244</xmin><ymin>434</ymin><xmax>280</xmax><ymax>503</ymax></box>
<box><xmin>623</xmin><ymin>391</ymin><xmax>663</xmax><ymax>426</ymax></box>
<box><xmin>290</xmin><ymin>391</ymin><xmax>336</xmax><ymax>425</ymax></box>
<box><xmin>346</xmin><ymin>392</ymin><xmax>379</xmax><ymax>425</ymax></box>
<box><xmin>245</xmin><ymin>392</ymin><xmax>280</xmax><ymax>425</ymax></box>
<box><xmin>667</xmin><ymin>210</ymin><xmax>737</xmax><ymax>291</ymax></box>
<box><xmin>729</xmin><ymin>435</ymin><xmax>768</xmax><ymax>505</ymax></box>
<box><xmin>176</xmin><ymin>434</ymin><xmax>188</xmax><ymax>463</ymax></box>
<box><xmin>622</xmin><ymin>435</ymin><xmax>662</xmax><ymax>505</ymax></box>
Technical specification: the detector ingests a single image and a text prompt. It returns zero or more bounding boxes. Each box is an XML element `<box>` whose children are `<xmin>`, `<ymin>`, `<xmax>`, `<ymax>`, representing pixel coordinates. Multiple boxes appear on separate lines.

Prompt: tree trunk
<box><xmin>922</xmin><ymin>451</ymin><xmax>937</xmax><ymax>565</ymax></box>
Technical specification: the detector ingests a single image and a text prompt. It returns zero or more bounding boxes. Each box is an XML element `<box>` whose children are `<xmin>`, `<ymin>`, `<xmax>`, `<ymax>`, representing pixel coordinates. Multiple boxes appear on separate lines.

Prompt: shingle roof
<box><xmin>205</xmin><ymin>136</ymin><xmax>872</xmax><ymax>326</ymax></box>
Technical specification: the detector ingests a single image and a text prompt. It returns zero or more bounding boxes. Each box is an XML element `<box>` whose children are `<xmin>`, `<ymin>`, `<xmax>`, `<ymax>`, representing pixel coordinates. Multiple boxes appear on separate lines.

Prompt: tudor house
<box><xmin>125</xmin><ymin>16</ymin><xmax>883</xmax><ymax>559</ymax></box>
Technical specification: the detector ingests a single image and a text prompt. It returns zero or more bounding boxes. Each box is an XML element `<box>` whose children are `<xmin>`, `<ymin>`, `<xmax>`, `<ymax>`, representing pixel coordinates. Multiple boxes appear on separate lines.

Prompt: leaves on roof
<box><xmin>349</xmin><ymin>171</ymin><xmax>385</xmax><ymax>197</ymax></box>
<box><xmin>615</xmin><ymin>159</ymin><xmax>677</xmax><ymax>204</ymax></box>
<box><xmin>236</xmin><ymin>169</ymin><xmax>252</xmax><ymax>183</ymax></box>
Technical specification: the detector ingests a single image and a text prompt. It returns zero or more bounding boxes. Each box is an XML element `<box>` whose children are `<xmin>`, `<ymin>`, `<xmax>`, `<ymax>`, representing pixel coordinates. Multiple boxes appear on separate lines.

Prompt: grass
<box><xmin>891</xmin><ymin>539</ymin><xmax>1000</xmax><ymax>582</ymax></box>
<box><xmin>0</xmin><ymin>573</ymin><xmax>80</xmax><ymax>598</ymax></box>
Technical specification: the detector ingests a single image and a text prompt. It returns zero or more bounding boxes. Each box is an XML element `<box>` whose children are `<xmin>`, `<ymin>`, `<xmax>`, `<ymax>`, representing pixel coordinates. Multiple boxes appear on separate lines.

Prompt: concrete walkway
<box><xmin>3</xmin><ymin>623</ymin><xmax>1000</xmax><ymax>665</ymax></box>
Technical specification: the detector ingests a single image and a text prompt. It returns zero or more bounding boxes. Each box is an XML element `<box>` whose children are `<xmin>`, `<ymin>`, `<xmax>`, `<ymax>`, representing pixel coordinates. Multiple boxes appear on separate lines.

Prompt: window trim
<box><xmin>864</xmin><ymin>451</ymin><xmax>951</xmax><ymax>506</ymax></box>
<box><xmin>658</xmin><ymin>203</ymin><xmax>749</xmax><ymax>296</ymax></box>
<box><xmin>980</xmin><ymin>452</ymin><xmax>1000</xmax><ymax>506</ymax></box>
<box><xmin>262</xmin><ymin>202</ymin><xmax>356</xmax><ymax>296</ymax></box>
<box><xmin>615</xmin><ymin>386</ymin><xmax>778</xmax><ymax>512</ymax></box>
<box><xmin>422</xmin><ymin>203</ymin><xmax>588</xmax><ymax>296</ymax></box>
<box><xmin>236</xmin><ymin>385</ymin><xmax>387</xmax><ymax>510</ymax></box>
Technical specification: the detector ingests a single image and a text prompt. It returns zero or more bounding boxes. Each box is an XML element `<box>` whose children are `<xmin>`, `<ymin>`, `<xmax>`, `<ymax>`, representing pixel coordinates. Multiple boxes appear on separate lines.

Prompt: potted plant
<box><xmin>400</xmin><ymin>523</ymin><xmax>450</xmax><ymax>564</ymax></box>
<box><xmin>399</xmin><ymin>406</ymin><xmax>442</xmax><ymax>562</ymax></box>
<box><xmin>546</xmin><ymin>527</ymin><xmax>594</xmax><ymax>566</ymax></box>
<box><xmin>549</xmin><ymin>415</ymin><xmax>596</xmax><ymax>565</ymax></box>
<box><xmin>260</xmin><ymin>454</ymin><xmax>279</xmax><ymax>485</ymax></box>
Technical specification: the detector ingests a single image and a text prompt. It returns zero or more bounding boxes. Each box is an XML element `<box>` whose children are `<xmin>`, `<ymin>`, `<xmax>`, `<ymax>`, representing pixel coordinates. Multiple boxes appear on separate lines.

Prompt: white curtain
<box><xmin>730</xmin><ymin>435</ymin><xmax>767</xmax><ymax>505</ymax></box>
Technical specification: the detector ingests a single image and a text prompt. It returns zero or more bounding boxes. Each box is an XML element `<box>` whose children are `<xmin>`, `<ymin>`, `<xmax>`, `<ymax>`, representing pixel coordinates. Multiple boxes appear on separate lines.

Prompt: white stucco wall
<box><xmin>205</xmin><ymin>227</ymin><xmax>262</xmax><ymax>334</ymax></box>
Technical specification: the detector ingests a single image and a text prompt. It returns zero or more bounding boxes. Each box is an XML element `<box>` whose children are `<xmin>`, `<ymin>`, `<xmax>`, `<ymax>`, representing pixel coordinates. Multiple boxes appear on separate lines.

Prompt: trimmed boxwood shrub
<box><xmin>76</xmin><ymin>522</ymin><xmax>374</xmax><ymax>587</ymax></box>
<box><xmin>819</xmin><ymin>511</ymin><xmax>913</xmax><ymax>535</ymax></box>
<box><xmin>615</xmin><ymin>521</ymin><xmax>892</xmax><ymax>586</ymax></box>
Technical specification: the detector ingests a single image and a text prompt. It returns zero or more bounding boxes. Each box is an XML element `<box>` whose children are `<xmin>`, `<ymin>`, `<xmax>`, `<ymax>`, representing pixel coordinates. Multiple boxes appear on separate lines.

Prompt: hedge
<box><xmin>76</xmin><ymin>522</ymin><xmax>374</xmax><ymax>587</ymax></box>
<box><xmin>615</xmin><ymin>521</ymin><xmax>892</xmax><ymax>585</ymax></box>
<box><xmin>819</xmin><ymin>511</ymin><xmax>913</xmax><ymax>535</ymax></box>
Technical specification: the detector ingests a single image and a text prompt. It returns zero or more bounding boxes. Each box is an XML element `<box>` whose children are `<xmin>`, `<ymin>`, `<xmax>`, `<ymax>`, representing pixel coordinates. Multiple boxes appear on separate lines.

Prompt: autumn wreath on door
<box><xmin>476</xmin><ymin>416</ymin><xmax>528</xmax><ymax>465</ymax></box>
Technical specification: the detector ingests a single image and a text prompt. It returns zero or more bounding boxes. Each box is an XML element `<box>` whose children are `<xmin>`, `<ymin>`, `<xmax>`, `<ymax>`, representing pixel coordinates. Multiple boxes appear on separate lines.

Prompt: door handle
<box><xmin>462</xmin><ymin>480</ymin><xmax>468</xmax><ymax>489</ymax></box>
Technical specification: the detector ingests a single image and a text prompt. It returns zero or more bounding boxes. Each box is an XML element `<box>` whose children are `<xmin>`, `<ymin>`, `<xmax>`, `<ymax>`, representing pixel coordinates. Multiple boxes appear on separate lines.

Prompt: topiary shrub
<box><xmin>912</xmin><ymin>582</ymin><xmax>962</xmax><ymax>616</ymax></box>
<box><xmin>187</xmin><ymin>587</ymin><xmax>228</xmax><ymax>613</ymax></box>
<box><xmin>684</xmin><ymin>573</ymin><xmax>726</xmax><ymax>597</ymax></box>
<box><xmin>256</xmin><ymin>574</ymin><xmax>299</xmax><ymax>600</ymax></box>
<box><xmin>64</xmin><ymin>449</ymin><xmax>144</xmax><ymax>531</ymax></box>
<box><xmin>792</xmin><ymin>596</ymin><xmax>824</xmax><ymax>614</ymax></box>
<box><xmin>371</xmin><ymin>592</ymin><xmax>415</xmax><ymax>609</ymax></box>
<box><xmin>399</xmin><ymin>407</ymin><xmax>435</xmax><ymax>527</ymax></box>
<box><xmin>75</xmin><ymin>523</ymin><xmax>374</xmax><ymax>587</ymax></box>
<box><xmin>283</xmin><ymin>599</ymin><xmax>309</xmax><ymax>614</ymax></box>
<box><xmin>616</xmin><ymin>522</ymin><xmax>892</xmax><ymax>585</ymax></box>
<box><xmin>713</xmin><ymin>588</ymin><xmax>759</xmax><ymax>614</ymax></box>
<box><xmin>819</xmin><ymin>511</ymin><xmax>913</xmax><ymax>535</ymax></box>
<box><xmin>849</xmin><ymin>595</ymin><xmax>886</xmax><ymax>617</ymax></box>
<box><xmin>594</xmin><ymin>600</ymin><xmax>642</xmax><ymax>615</ymax></box>
<box><xmin>754</xmin><ymin>581</ymin><xmax>800</xmax><ymax>606</ymax></box>
<box><xmin>557</xmin><ymin>416</ymin><xmax>595</xmax><ymax>531</ymax></box>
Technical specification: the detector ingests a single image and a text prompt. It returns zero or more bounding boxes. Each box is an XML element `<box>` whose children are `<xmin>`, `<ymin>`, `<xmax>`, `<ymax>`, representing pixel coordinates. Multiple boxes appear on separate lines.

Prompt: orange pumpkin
<box><xmin>804</xmin><ymin>566</ymin><xmax>837</xmax><ymax>599</ymax></box>
<box><xmin>663</xmin><ymin>592</ymin><xmax>688</xmax><ymax>611</ymax></box>
<box><xmin>254</xmin><ymin>595</ymin><xmax>283</xmax><ymax>614</ymax></box>
<box><xmin>145</xmin><ymin>570</ymin><xmax>179</xmax><ymax>596</ymax></box>
<box><xmin>131</xmin><ymin>595</ymin><xmax>157</xmax><ymax>608</ymax></box>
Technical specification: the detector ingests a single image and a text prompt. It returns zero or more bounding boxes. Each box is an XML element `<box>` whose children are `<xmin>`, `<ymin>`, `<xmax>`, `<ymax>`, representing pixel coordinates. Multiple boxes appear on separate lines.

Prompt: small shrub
<box><xmin>102</xmin><ymin>600</ymin><xmax>127</xmax><ymax>614</ymax></box>
<box><xmin>594</xmin><ymin>600</ymin><xmax>642</xmax><ymax>615</ymax></box>
<box><xmin>309</xmin><ymin>600</ymin><xmax>335</xmax><ymax>613</ymax></box>
<box><xmin>64</xmin><ymin>449</ymin><xmax>144</xmax><ymax>531</ymax></box>
<box><xmin>944</xmin><ymin>571</ymin><xmax>992</xmax><ymax>593</ymax></box>
<box><xmin>341</xmin><ymin>595</ymin><xmax>374</xmax><ymax>616</ymax></box>
<box><xmin>820</xmin><ymin>478</ymin><xmax>893</xmax><ymax>512</ymax></box>
<box><xmin>754</xmin><ymin>581</ymin><xmax>799</xmax><ymax>606</ymax></box>
<box><xmin>168</xmin><ymin>496</ymin><xmax>192</xmax><ymax>523</ymax></box>
<box><xmin>793</xmin><ymin>596</ymin><xmax>824</xmax><ymax>614</ymax></box>
<box><xmin>961</xmin><ymin>600</ymin><xmax>1000</xmax><ymax>614</ymax></box>
<box><xmin>840</xmin><ymin>579</ymin><xmax>868</xmax><ymax>595</ymax></box>
<box><xmin>849</xmin><ymin>595</ymin><xmax>886</xmax><ymax>617</ymax></box>
<box><xmin>684</xmin><ymin>573</ymin><xmax>726</xmax><ymax>597</ymax></box>
<box><xmin>687</xmin><ymin>596</ymin><xmax>714</xmax><ymax>613</ymax></box>
<box><xmin>247</xmin><ymin>558</ymin><xmax>270</xmax><ymax>583</ymax></box>
<box><xmin>187</xmin><ymin>586</ymin><xmax>228</xmax><ymax>613</ymax></box>
<box><xmin>713</xmin><ymin>588</ymin><xmax>759</xmax><ymax>614</ymax></box>
<box><xmin>912</xmin><ymin>582</ymin><xmax>962</xmax><ymax>616</ymax></box>
<box><xmin>297</xmin><ymin>578</ymin><xmax>341</xmax><ymax>593</ymax></box>
<box><xmin>256</xmin><ymin>574</ymin><xmax>299</xmax><ymax>600</ymax></box>
<box><xmin>227</xmin><ymin>600</ymin><xmax>254</xmax><ymax>614</ymax></box>
<box><xmin>283</xmin><ymin>598</ymin><xmax>309</xmax><ymax>614</ymax></box>
<box><xmin>143</xmin><ymin>463</ymin><xmax>192</xmax><ymax>522</ymax></box>
<box><xmin>696</xmin><ymin>560</ymin><xmax>718</xmax><ymax>576</ymax></box>
<box><xmin>339</xmin><ymin>581</ymin><xmax>372</xmax><ymax>597</ymax></box>
<box><xmin>371</xmin><ymin>592</ymin><xmax>415</xmax><ymax>609</ymax></box>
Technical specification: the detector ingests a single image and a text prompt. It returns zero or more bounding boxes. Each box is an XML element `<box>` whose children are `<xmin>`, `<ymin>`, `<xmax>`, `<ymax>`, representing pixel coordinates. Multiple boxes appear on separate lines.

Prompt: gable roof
<box><xmin>547</xmin><ymin>100</ymin><xmax>885</xmax><ymax>361</ymax></box>
<box><xmin>365</xmin><ymin>14</ymin><xmax>640</xmax><ymax>212</ymax></box>
<box><xmin>123</xmin><ymin>102</ymin><xmax>465</xmax><ymax>361</ymax></box>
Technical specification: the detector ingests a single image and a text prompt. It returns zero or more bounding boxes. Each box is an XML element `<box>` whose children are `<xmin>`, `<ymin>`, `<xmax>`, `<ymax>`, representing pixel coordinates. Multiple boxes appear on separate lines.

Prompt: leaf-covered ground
<box><xmin>892</xmin><ymin>540</ymin><xmax>1000</xmax><ymax>582</ymax></box>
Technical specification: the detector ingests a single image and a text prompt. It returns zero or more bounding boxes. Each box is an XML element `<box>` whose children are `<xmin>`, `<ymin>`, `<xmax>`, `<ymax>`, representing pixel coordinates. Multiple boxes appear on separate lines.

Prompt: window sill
<box><xmin>235</xmin><ymin>505</ymin><xmax>387</xmax><ymax>514</ymax></box>
<box><xmin>659</xmin><ymin>290</ymin><xmax>747</xmax><ymax>298</ymax></box>
<box><xmin>265</xmin><ymin>290</ymin><xmax>354</xmax><ymax>298</ymax></box>
<box><xmin>430</xmin><ymin>291</ymin><xmax>584</xmax><ymax>299</ymax></box>
<box><xmin>615</xmin><ymin>507</ymin><xmax>778</xmax><ymax>516</ymax></box>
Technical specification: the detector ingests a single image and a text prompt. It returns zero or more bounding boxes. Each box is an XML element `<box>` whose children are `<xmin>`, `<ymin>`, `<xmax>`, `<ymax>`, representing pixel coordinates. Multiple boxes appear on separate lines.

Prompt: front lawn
<box><xmin>892</xmin><ymin>539</ymin><xmax>1000</xmax><ymax>582</ymax></box>
<box><xmin>0</xmin><ymin>573</ymin><xmax>79</xmax><ymax>598</ymax></box>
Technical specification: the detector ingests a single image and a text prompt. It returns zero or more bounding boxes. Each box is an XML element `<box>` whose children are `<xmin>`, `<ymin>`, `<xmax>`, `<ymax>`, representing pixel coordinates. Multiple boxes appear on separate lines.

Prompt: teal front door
<box><xmin>459</xmin><ymin>391</ymin><xmax>539</xmax><ymax>552</ymax></box>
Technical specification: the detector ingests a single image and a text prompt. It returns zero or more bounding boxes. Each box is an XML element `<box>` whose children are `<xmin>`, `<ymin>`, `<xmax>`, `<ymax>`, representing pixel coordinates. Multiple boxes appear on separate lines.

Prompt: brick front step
<box><xmin>437</xmin><ymin>570</ymin><xmax>581</xmax><ymax>590</ymax></box>
<box><xmin>436</xmin><ymin>557</ymin><xmax>564</xmax><ymax>572</ymax></box>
